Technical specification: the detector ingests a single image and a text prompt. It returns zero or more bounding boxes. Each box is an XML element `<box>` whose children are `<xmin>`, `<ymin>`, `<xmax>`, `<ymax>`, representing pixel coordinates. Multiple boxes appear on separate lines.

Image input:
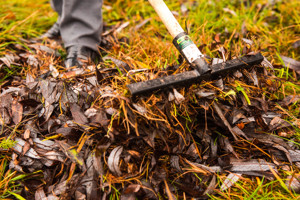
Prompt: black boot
<box><xmin>40</xmin><ymin>22</ymin><xmax>60</xmax><ymax>39</ymax></box>
<box><xmin>65</xmin><ymin>45</ymin><xmax>100</xmax><ymax>68</ymax></box>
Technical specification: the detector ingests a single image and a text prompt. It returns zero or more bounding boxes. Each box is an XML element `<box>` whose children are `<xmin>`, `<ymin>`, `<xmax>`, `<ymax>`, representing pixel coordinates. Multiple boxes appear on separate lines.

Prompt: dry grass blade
<box><xmin>164</xmin><ymin>180</ymin><xmax>176</xmax><ymax>200</ymax></box>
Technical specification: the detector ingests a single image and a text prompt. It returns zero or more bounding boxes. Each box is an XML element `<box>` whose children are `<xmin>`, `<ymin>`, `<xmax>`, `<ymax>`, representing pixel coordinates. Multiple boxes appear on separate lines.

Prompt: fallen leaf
<box><xmin>204</xmin><ymin>175</ymin><xmax>217</xmax><ymax>195</ymax></box>
<box><xmin>13</xmin><ymin>138</ymin><xmax>41</xmax><ymax>159</ymax></box>
<box><xmin>229</xmin><ymin>159</ymin><xmax>276</xmax><ymax>172</ymax></box>
<box><xmin>280</xmin><ymin>55</ymin><xmax>300</xmax><ymax>74</ymax></box>
<box><xmin>107</xmin><ymin>146</ymin><xmax>123</xmax><ymax>176</ymax></box>
<box><xmin>35</xmin><ymin>188</ymin><xmax>47</xmax><ymax>200</ymax></box>
<box><xmin>286</xmin><ymin>175</ymin><xmax>300</xmax><ymax>193</ymax></box>
<box><xmin>70</xmin><ymin>103</ymin><xmax>89</xmax><ymax>125</ymax></box>
<box><xmin>0</xmin><ymin>108</ymin><xmax>11</xmax><ymax>125</ymax></box>
<box><xmin>221</xmin><ymin>173</ymin><xmax>242</xmax><ymax>191</ymax></box>
<box><xmin>173</xmin><ymin>88</ymin><xmax>185</xmax><ymax>104</ymax></box>
<box><xmin>0</xmin><ymin>54</ymin><xmax>19</xmax><ymax>68</ymax></box>
<box><xmin>292</xmin><ymin>40</ymin><xmax>300</xmax><ymax>49</ymax></box>
<box><xmin>134</xmin><ymin>18</ymin><xmax>151</xmax><ymax>31</ymax></box>
<box><xmin>132</xmin><ymin>103</ymin><xmax>147</xmax><ymax>115</ymax></box>
<box><xmin>279</xmin><ymin>95</ymin><xmax>300</xmax><ymax>106</ymax></box>
<box><xmin>11</xmin><ymin>99</ymin><xmax>23</xmax><ymax>124</ymax></box>
<box><xmin>223</xmin><ymin>8</ymin><xmax>237</xmax><ymax>16</ymax></box>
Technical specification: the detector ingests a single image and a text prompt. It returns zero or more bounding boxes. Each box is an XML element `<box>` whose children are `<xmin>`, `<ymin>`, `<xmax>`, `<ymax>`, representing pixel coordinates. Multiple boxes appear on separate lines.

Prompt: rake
<box><xmin>127</xmin><ymin>0</ymin><xmax>263</xmax><ymax>96</ymax></box>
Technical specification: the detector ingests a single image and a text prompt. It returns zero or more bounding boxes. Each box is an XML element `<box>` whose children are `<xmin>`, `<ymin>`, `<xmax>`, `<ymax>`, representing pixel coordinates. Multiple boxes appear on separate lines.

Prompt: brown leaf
<box><xmin>292</xmin><ymin>40</ymin><xmax>300</xmax><ymax>49</ymax></box>
<box><xmin>93</xmin><ymin>151</ymin><xmax>104</xmax><ymax>178</ymax></box>
<box><xmin>43</xmin><ymin>103</ymin><xmax>55</xmax><ymax>122</ymax></box>
<box><xmin>38</xmin><ymin>150</ymin><xmax>64</xmax><ymax>163</ymax></box>
<box><xmin>196</xmin><ymin>89</ymin><xmax>216</xmax><ymax>99</ymax></box>
<box><xmin>269</xmin><ymin>116</ymin><xmax>291</xmax><ymax>130</ymax></box>
<box><xmin>27</xmin><ymin>55</ymin><xmax>38</xmax><ymax>67</ymax></box>
<box><xmin>170</xmin><ymin>156</ymin><xmax>181</xmax><ymax>172</ymax></box>
<box><xmin>279</xmin><ymin>95</ymin><xmax>300</xmax><ymax>106</ymax></box>
<box><xmin>280</xmin><ymin>55</ymin><xmax>300</xmax><ymax>74</ymax></box>
<box><xmin>232</xmin><ymin>126</ymin><xmax>249</xmax><ymax>139</ymax></box>
<box><xmin>123</xmin><ymin>184</ymin><xmax>141</xmax><ymax>194</ymax></box>
<box><xmin>22</xmin><ymin>141</ymin><xmax>31</xmax><ymax>156</ymax></box>
<box><xmin>0</xmin><ymin>54</ymin><xmax>19</xmax><ymax>68</ymax></box>
<box><xmin>186</xmin><ymin>143</ymin><xmax>199</xmax><ymax>159</ymax></box>
<box><xmin>213</xmin><ymin>102</ymin><xmax>238</xmax><ymax>140</ymax></box>
<box><xmin>229</xmin><ymin>159</ymin><xmax>276</xmax><ymax>172</ymax></box>
<box><xmin>56</xmin><ymin>127</ymin><xmax>75</xmax><ymax>136</ymax></box>
<box><xmin>13</xmin><ymin>138</ymin><xmax>41</xmax><ymax>159</ymax></box>
<box><xmin>132</xmin><ymin>103</ymin><xmax>147</xmax><ymax>115</ymax></box>
<box><xmin>286</xmin><ymin>175</ymin><xmax>300</xmax><ymax>193</ymax></box>
<box><xmin>221</xmin><ymin>137</ymin><xmax>239</xmax><ymax>158</ymax></box>
<box><xmin>57</xmin><ymin>141</ymin><xmax>84</xmax><ymax>166</ymax></box>
<box><xmin>49</xmin><ymin>179</ymin><xmax>68</xmax><ymax>196</ymax></box>
<box><xmin>134</xmin><ymin>18</ymin><xmax>151</xmax><ymax>31</ymax></box>
<box><xmin>223</xmin><ymin>8</ymin><xmax>237</xmax><ymax>16</ymax></box>
<box><xmin>35</xmin><ymin>188</ymin><xmax>46</xmax><ymax>200</ymax></box>
<box><xmin>273</xmin><ymin>144</ymin><xmax>292</xmax><ymax>164</ymax></box>
<box><xmin>86</xmin><ymin>76</ymin><xmax>98</xmax><ymax>87</ymax></box>
<box><xmin>220</xmin><ymin>173</ymin><xmax>242</xmax><ymax>191</ymax></box>
<box><xmin>70</xmin><ymin>103</ymin><xmax>89</xmax><ymax>125</ymax></box>
<box><xmin>75</xmin><ymin>191</ymin><xmax>86</xmax><ymax>200</ymax></box>
<box><xmin>0</xmin><ymin>93</ymin><xmax>13</xmax><ymax>108</ymax></box>
<box><xmin>24</xmin><ymin>129</ymin><xmax>30</xmax><ymax>140</ymax></box>
<box><xmin>173</xmin><ymin>88</ymin><xmax>185</xmax><ymax>104</ymax></box>
<box><xmin>90</xmin><ymin>110</ymin><xmax>109</xmax><ymax>126</ymax></box>
<box><xmin>107</xmin><ymin>146</ymin><xmax>123</xmax><ymax>176</ymax></box>
<box><xmin>11</xmin><ymin>99</ymin><xmax>23</xmax><ymax>124</ymax></box>
<box><xmin>0</xmin><ymin>107</ymin><xmax>11</xmax><ymax>125</ymax></box>
<box><xmin>40</xmin><ymin>80</ymin><xmax>57</xmax><ymax>104</ymax></box>
<box><xmin>84</xmin><ymin>154</ymin><xmax>100</xmax><ymax>200</ymax></box>
<box><xmin>289</xmin><ymin>150</ymin><xmax>300</xmax><ymax>162</ymax></box>
<box><xmin>0</xmin><ymin>87</ymin><xmax>21</xmax><ymax>97</ymax></box>
<box><xmin>26</xmin><ymin>72</ymin><xmax>35</xmax><ymax>84</ymax></box>
<box><xmin>204</xmin><ymin>175</ymin><xmax>217</xmax><ymax>195</ymax></box>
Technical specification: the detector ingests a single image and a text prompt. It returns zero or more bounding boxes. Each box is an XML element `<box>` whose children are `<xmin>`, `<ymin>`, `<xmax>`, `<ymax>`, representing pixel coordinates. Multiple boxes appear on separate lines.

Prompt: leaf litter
<box><xmin>0</xmin><ymin>9</ymin><xmax>300</xmax><ymax>200</ymax></box>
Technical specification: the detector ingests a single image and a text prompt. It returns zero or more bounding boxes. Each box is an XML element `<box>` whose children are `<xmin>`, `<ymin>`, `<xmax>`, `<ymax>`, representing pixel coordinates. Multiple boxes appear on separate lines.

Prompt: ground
<box><xmin>0</xmin><ymin>0</ymin><xmax>300</xmax><ymax>199</ymax></box>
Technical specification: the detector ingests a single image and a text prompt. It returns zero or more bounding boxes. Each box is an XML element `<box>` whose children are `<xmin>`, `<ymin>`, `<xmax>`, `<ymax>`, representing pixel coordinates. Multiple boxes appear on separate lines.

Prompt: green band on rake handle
<box><xmin>127</xmin><ymin>53</ymin><xmax>264</xmax><ymax>96</ymax></box>
<box><xmin>172</xmin><ymin>32</ymin><xmax>209</xmax><ymax>75</ymax></box>
<box><xmin>173</xmin><ymin>32</ymin><xmax>194</xmax><ymax>51</ymax></box>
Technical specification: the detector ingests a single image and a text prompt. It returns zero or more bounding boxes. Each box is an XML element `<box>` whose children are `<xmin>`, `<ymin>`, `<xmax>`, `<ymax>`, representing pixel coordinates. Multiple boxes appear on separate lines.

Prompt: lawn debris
<box><xmin>0</xmin><ymin>3</ymin><xmax>299</xmax><ymax>199</ymax></box>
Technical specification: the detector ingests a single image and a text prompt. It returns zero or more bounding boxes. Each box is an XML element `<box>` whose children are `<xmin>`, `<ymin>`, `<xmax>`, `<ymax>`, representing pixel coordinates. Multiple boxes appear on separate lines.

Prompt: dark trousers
<box><xmin>50</xmin><ymin>0</ymin><xmax>103</xmax><ymax>51</ymax></box>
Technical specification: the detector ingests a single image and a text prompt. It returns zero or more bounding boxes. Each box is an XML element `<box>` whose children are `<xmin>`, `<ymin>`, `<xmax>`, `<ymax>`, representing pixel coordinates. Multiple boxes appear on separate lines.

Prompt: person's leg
<box><xmin>40</xmin><ymin>0</ymin><xmax>62</xmax><ymax>39</ymax></box>
<box><xmin>50</xmin><ymin>0</ymin><xmax>62</xmax><ymax>17</ymax></box>
<box><xmin>59</xmin><ymin>0</ymin><xmax>103</xmax><ymax>52</ymax></box>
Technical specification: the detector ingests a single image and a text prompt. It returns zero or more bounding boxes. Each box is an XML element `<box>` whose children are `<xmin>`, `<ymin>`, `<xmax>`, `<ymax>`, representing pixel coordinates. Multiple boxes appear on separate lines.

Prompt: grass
<box><xmin>0</xmin><ymin>157</ymin><xmax>24</xmax><ymax>200</ymax></box>
<box><xmin>0</xmin><ymin>0</ymin><xmax>57</xmax><ymax>55</ymax></box>
<box><xmin>212</xmin><ymin>169</ymin><xmax>300</xmax><ymax>200</ymax></box>
<box><xmin>0</xmin><ymin>0</ymin><xmax>299</xmax><ymax>199</ymax></box>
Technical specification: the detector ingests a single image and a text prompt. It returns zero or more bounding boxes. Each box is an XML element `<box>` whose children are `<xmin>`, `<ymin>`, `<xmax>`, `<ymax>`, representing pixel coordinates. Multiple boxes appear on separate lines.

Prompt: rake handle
<box><xmin>148</xmin><ymin>0</ymin><xmax>184</xmax><ymax>37</ymax></box>
<box><xmin>148</xmin><ymin>0</ymin><xmax>210</xmax><ymax>74</ymax></box>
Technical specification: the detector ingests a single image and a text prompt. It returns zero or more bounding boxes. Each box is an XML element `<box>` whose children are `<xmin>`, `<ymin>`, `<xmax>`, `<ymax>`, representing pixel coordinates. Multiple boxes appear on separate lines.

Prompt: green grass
<box><xmin>211</xmin><ymin>178</ymin><xmax>298</xmax><ymax>200</ymax></box>
<box><xmin>0</xmin><ymin>0</ymin><xmax>57</xmax><ymax>56</ymax></box>
<box><xmin>0</xmin><ymin>0</ymin><xmax>299</xmax><ymax>199</ymax></box>
<box><xmin>0</xmin><ymin>157</ymin><xmax>23</xmax><ymax>200</ymax></box>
